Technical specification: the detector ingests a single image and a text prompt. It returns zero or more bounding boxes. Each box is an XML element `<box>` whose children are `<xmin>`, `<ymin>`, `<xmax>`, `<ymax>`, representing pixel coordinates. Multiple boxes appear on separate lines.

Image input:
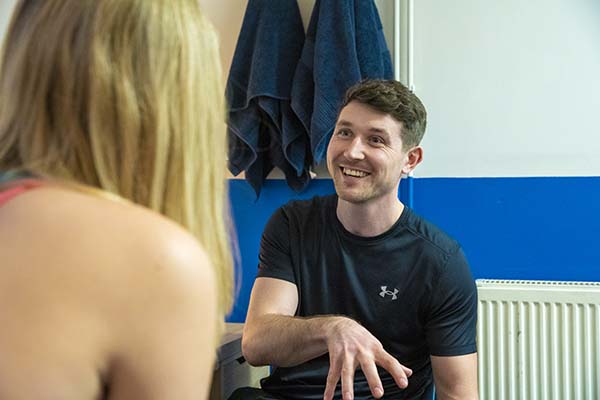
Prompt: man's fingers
<box><xmin>324</xmin><ymin>358</ymin><xmax>341</xmax><ymax>400</ymax></box>
<box><xmin>359</xmin><ymin>360</ymin><xmax>384</xmax><ymax>398</ymax></box>
<box><xmin>379</xmin><ymin>353</ymin><xmax>410</xmax><ymax>389</ymax></box>
<box><xmin>341</xmin><ymin>360</ymin><xmax>356</xmax><ymax>400</ymax></box>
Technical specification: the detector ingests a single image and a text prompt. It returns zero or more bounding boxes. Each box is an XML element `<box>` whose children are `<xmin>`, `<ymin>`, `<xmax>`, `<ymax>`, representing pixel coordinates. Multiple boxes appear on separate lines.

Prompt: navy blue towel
<box><xmin>226</xmin><ymin>0</ymin><xmax>311</xmax><ymax>197</ymax></box>
<box><xmin>291</xmin><ymin>0</ymin><xmax>394</xmax><ymax>164</ymax></box>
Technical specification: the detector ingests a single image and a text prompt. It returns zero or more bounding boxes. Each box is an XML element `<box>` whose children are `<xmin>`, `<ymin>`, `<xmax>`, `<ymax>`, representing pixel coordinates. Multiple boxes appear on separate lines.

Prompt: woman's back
<box><xmin>0</xmin><ymin>0</ymin><xmax>232</xmax><ymax>396</ymax></box>
<box><xmin>0</xmin><ymin>183</ymin><xmax>218</xmax><ymax>399</ymax></box>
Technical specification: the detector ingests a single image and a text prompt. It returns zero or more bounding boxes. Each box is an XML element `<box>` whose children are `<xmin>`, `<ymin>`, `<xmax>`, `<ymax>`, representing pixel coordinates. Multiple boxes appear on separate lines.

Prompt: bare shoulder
<box><xmin>2</xmin><ymin>184</ymin><xmax>218</xmax><ymax>325</ymax></box>
<box><xmin>5</xmin><ymin>184</ymin><xmax>211</xmax><ymax>264</ymax></box>
<box><xmin>0</xmin><ymin>186</ymin><xmax>219</xmax><ymax>398</ymax></box>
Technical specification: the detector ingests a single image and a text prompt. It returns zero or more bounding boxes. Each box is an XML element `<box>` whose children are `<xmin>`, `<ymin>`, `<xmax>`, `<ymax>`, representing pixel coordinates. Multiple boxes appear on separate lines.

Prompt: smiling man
<box><xmin>235</xmin><ymin>80</ymin><xmax>479</xmax><ymax>400</ymax></box>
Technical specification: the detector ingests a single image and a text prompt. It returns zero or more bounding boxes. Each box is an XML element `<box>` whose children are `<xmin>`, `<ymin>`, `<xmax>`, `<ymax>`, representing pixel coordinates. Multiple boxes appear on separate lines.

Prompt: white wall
<box><xmin>413</xmin><ymin>0</ymin><xmax>600</xmax><ymax>177</ymax></box>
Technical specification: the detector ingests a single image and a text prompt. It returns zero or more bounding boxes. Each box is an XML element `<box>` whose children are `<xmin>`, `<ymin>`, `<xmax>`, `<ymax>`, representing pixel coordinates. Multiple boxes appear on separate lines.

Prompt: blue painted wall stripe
<box><xmin>412</xmin><ymin>177</ymin><xmax>600</xmax><ymax>283</ymax></box>
<box><xmin>227</xmin><ymin>177</ymin><xmax>600</xmax><ymax>322</ymax></box>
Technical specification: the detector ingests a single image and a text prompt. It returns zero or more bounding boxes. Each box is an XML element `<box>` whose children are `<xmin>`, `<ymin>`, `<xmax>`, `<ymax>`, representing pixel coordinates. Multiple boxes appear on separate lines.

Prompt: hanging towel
<box><xmin>291</xmin><ymin>0</ymin><xmax>394</xmax><ymax>164</ymax></box>
<box><xmin>226</xmin><ymin>0</ymin><xmax>311</xmax><ymax>197</ymax></box>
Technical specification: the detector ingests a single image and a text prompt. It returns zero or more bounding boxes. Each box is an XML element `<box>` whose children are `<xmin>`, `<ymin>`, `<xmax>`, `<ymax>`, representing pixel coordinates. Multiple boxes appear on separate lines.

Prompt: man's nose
<box><xmin>344</xmin><ymin>137</ymin><xmax>366</xmax><ymax>160</ymax></box>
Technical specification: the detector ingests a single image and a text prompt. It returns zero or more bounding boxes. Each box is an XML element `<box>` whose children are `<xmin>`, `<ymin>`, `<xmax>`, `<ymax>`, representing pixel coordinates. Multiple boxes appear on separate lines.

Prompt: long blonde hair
<box><xmin>0</xmin><ymin>0</ymin><xmax>233</xmax><ymax>314</ymax></box>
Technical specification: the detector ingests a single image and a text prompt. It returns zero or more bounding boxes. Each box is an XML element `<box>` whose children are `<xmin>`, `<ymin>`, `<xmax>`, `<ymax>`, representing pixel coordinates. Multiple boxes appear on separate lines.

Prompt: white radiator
<box><xmin>476</xmin><ymin>279</ymin><xmax>600</xmax><ymax>400</ymax></box>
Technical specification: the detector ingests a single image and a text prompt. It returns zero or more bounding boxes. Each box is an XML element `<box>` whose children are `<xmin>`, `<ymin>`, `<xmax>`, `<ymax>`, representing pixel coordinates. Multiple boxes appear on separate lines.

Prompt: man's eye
<box><xmin>336</xmin><ymin>129</ymin><xmax>351</xmax><ymax>137</ymax></box>
<box><xmin>370</xmin><ymin>136</ymin><xmax>385</xmax><ymax>145</ymax></box>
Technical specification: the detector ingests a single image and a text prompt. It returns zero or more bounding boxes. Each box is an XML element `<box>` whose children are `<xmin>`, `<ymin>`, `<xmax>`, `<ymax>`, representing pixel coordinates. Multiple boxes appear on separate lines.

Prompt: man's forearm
<box><xmin>242</xmin><ymin>313</ymin><xmax>344</xmax><ymax>367</ymax></box>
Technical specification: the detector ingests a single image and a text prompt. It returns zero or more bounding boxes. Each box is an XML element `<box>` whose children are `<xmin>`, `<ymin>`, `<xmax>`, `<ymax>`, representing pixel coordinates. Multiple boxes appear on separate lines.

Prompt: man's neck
<box><xmin>336</xmin><ymin>195</ymin><xmax>405</xmax><ymax>237</ymax></box>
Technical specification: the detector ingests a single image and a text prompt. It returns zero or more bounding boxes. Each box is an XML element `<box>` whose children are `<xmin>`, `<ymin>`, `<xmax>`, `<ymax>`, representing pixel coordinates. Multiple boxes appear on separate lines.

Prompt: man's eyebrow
<box><xmin>336</xmin><ymin>120</ymin><xmax>391</xmax><ymax>137</ymax></box>
<box><xmin>336</xmin><ymin>120</ymin><xmax>353</xmax><ymax>127</ymax></box>
<box><xmin>367</xmin><ymin>127</ymin><xmax>390</xmax><ymax>135</ymax></box>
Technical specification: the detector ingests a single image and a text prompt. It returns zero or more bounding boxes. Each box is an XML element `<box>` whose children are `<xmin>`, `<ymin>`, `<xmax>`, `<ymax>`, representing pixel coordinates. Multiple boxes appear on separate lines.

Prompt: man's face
<box><xmin>326</xmin><ymin>101</ymin><xmax>413</xmax><ymax>204</ymax></box>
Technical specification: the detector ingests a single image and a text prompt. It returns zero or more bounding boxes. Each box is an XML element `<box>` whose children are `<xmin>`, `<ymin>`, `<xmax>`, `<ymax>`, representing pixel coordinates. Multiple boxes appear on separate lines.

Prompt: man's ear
<box><xmin>402</xmin><ymin>146</ymin><xmax>423</xmax><ymax>175</ymax></box>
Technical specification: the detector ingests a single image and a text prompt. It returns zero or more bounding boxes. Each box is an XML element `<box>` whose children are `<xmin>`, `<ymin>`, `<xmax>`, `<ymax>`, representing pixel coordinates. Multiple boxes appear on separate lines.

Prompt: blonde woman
<box><xmin>0</xmin><ymin>0</ymin><xmax>233</xmax><ymax>399</ymax></box>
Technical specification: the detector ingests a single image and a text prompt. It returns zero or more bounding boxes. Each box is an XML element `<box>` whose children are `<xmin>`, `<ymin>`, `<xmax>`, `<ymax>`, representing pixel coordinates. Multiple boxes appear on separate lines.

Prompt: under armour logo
<box><xmin>379</xmin><ymin>286</ymin><xmax>398</xmax><ymax>300</ymax></box>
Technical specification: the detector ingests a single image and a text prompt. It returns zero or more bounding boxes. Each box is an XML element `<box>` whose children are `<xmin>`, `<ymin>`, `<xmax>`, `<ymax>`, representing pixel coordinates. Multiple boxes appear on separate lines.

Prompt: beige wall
<box><xmin>0</xmin><ymin>0</ymin><xmax>17</xmax><ymax>42</ymax></box>
<box><xmin>198</xmin><ymin>0</ymin><xmax>246</xmax><ymax>81</ymax></box>
<box><xmin>1</xmin><ymin>0</ymin><xmax>395</xmax><ymax>103</ymax></box>
<box><xmin>200</xmin><ymin>0</ymin><xmax>395</xmax><ymax>82</ymax></box>
<box><xmin>0</xmin><ymin>1</ymin><xmax>395</xmax><ymax>179</ymax></box>
<box><xmin>198</xmin><ymin>1</ymin><xmax>324</xmax><ymax>80</ymax></box>
<box><xmin>200</xmin><ymin>0</ymin><xmax>395</xmax><ymax>178</ymax></box>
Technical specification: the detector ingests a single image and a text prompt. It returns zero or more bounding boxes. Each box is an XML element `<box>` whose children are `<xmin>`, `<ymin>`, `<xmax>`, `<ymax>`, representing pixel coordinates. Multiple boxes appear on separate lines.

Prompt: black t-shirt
<box><xmin>257</xmin><ymin>195</ymin><xmax>477</xmax><ymax>399</ymax></box>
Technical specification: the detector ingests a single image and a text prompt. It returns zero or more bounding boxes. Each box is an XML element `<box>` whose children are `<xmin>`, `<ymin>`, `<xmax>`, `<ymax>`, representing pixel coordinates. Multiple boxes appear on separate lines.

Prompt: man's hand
<box><xmin>323</xmin><ymin>317</ymin><xmax>413</xmax><ymax>400</ymax></box>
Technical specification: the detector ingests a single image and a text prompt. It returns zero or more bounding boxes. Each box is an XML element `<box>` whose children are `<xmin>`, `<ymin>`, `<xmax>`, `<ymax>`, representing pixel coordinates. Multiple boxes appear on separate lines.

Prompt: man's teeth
<box><xmin>342</xmin><ymin>167</ymin><xmax>369</xmax><ymax>177</ymax></box>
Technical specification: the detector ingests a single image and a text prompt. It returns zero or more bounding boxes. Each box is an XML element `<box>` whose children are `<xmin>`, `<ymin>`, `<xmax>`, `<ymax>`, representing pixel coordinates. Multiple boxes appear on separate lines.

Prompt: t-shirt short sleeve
<box><xmin>257</xmin><ymin>207</ymin><xmax>296</xmax><ymax>284</ymax></box>
<box><xmin>425</xmin><ymin>247</ymin><xmax>478</xmax><ymax>356</ymax></box>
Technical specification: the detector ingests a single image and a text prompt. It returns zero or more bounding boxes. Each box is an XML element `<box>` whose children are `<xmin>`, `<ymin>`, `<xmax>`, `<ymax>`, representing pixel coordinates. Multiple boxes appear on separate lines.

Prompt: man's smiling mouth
<box><xmin>341</xmin><ymin>167</ymin><xmax>370</xmax><ymax>177</ymax></box>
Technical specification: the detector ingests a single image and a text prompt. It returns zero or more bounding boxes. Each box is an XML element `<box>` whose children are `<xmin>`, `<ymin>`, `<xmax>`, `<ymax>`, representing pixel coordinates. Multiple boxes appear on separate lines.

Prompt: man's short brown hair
<box><xmin>340</xmin><ymin>80</ymin><xmax>427</xmax><ymax>149</ymax></box>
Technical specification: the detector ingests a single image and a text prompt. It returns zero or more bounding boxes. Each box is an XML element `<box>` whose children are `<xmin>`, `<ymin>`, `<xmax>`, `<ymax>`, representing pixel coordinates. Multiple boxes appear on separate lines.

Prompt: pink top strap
<box><xmin>0</xmin><ymin>180</ymin><xmax>43</xmax><ymax>207</ymax></box>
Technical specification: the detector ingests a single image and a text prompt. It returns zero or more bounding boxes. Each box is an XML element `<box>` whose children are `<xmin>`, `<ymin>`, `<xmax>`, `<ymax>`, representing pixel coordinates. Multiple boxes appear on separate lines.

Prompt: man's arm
<box><xmin>242</xmin><ymin>277</ymin><xmax>412</xmax><ymax>400</ymax></box>
<box><xmin>426</xmin><ymin>246</ymin><xmax>479</xmax><ymax>399</ymax></box>
<box><xmin>242</xmin><ymin>277</ymin><xmax>329</xmax><ymax>367</ymax></box>
<box><xmin>431</xmin><ymin>353</ymin><xmax>479</xmax><ymax>400</ymax></box>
